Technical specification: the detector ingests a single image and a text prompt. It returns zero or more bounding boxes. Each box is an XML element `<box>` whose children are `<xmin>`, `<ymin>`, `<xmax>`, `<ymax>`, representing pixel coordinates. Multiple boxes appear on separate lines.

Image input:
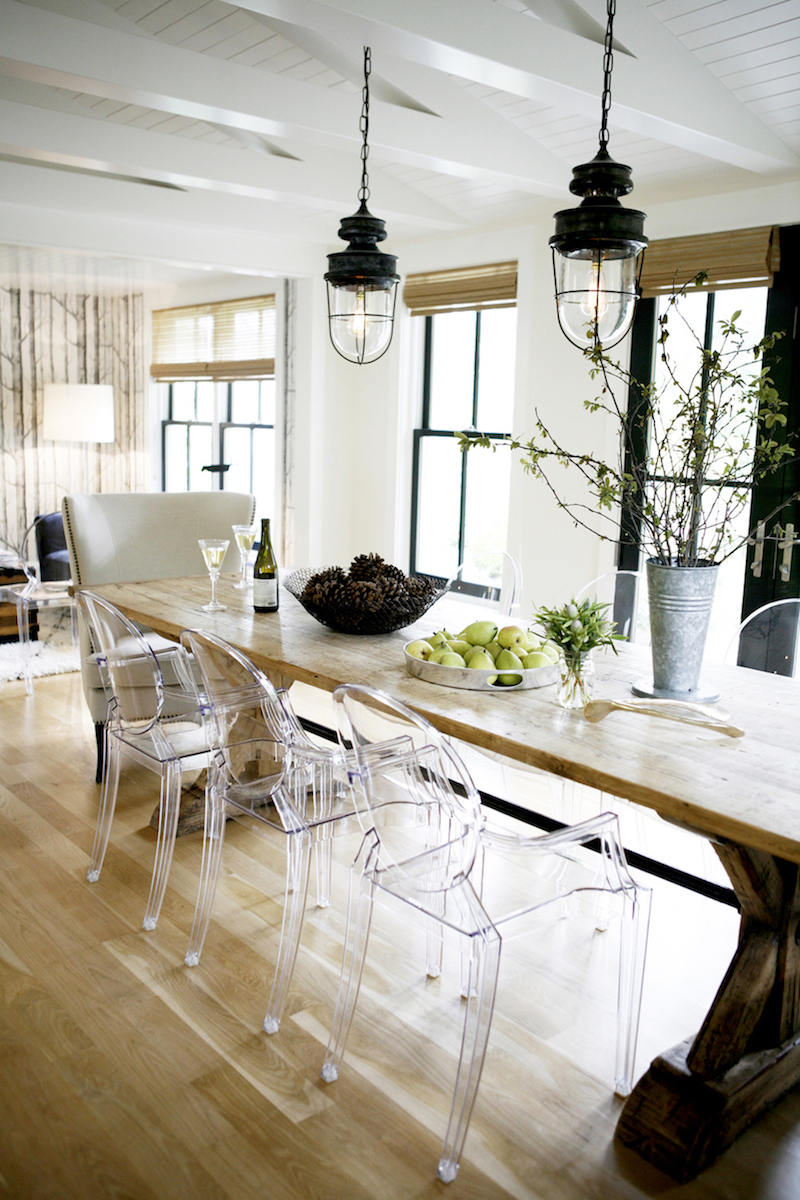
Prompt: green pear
<box><xmin>539</xmin><ymin>643</ymin><xmax>561</xmax><ymax>664</ymax></box>
<box><xmin>496</xmin><ymin>673</ymin><xmax>523</xmax><ymax>686</ymax></box>
<box><xmin>406</xmin><ymin>640</ymin><xmax>433</xmax><ymax>660</ymax></box>
<box><xmin>463</xmin><ymin>645</ymin><xmax>486</xmax><ymax>664</ymax></box>
<box><xmin>495</xmin><ymin>649</ymin><xmax>524</xmax><ymax>671</ymax></box>
<box><xmin>497</xmin><ymin>625</ymin><xmax>527</xmax><ymax>650</ymax></box>
<box><xmin>438</xmin><ymin>652</ymin><xmax>467</xmax><ymax>668</ymax></box>
<box><xmin>426</xmin><ymin>630</ymin><xmax>452</xmax><ymax>648</ymax></box>
<box><xmin>460</xmin><ymin>620</ymin><xmax>498</xmax><ymax>646</ymax></box>
<box><xmin>521</xmin><ymin>650</ymin><xmax>553</xmax><ymax>669</ymax></box>
<box><xmin>445</xmin><ymin>639</ymin><xmax>472</xmax><ymax>657</ymax></box>
<box><xmin>484</xmin><ymin>640</ymin><xmax>502</xmax><ymax>660</ymax></box>
<box><xmin>467</xmin><ymin>650</ymin><xmax>495</xmax><ymax>670</ymax></box>
<box><xmin>429</xmin><ymin>646</ymin><xmax>454</xmax><ymax>664</ymax></box>
<box><xmin>520</xmin><ymin>630</ymin><xmax>538</xmax><ymax>652</ymax></box>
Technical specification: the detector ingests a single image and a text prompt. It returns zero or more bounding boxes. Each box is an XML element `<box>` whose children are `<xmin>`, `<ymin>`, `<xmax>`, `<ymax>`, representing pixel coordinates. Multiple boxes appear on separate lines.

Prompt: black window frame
<box><xmin>161</xmin><ymin>377</ymin><xmax>275</xmax><ymax>493</ymax></box>
<box><xmin>409</xmin><ymin>310</ymin><xmax>512</xmax><ymax>597</ymax></box>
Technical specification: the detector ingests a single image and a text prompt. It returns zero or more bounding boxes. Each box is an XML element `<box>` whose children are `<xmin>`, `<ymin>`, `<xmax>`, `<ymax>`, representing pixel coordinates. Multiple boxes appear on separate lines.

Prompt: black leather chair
<box><xmin>34</xmin><ymin>513</ymin><xmax>71</xmax><ymax>581</ymax></box>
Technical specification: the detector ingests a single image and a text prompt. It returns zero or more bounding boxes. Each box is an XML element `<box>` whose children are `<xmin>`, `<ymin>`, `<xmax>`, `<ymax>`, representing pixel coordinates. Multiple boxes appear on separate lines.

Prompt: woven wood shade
<box><xmin>403</xmin><ymin>261</ymin><xmax>517</xmax><ymax>316</ymax></box>
<box><xmin>639</xmin><ymin>227</ymin><xmax>780</xmax><ymax>298</ymax></box>
<box><xmin>151</xmin><ymin>295</ymin><xmax>276</xmax><ymax>380</ymax></box>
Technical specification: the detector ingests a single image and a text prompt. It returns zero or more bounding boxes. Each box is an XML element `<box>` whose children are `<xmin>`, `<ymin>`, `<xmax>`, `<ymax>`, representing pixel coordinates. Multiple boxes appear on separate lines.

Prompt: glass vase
<box><xmin>557</xmin><ymin>651</ymin><xmax>594</xmax><ymax>709</ymax></box>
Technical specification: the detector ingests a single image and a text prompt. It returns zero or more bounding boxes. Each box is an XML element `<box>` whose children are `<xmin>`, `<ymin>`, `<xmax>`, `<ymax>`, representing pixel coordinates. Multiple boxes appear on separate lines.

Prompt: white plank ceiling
<box><xmin>0</xmin><ymin>0</ymin><xmax>797</xmax><ymax>286</ymax></box>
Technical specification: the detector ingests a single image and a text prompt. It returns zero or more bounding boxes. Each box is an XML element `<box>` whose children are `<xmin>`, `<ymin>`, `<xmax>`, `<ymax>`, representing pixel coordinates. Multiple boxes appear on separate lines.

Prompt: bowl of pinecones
<box><xmin>283</xmin><ymin>554</ymin><xmax>447</xmax><ymax>635</ymax></box>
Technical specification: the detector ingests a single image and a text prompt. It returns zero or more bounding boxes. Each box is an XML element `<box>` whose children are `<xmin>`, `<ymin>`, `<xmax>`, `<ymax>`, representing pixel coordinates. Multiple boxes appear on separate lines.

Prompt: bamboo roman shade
<box><xmin>639</xmin><ymin>226</ymin><xmax>780</xmax><ymax>298</ymax></box>
<box><xmin>403</xmin><ymin>261</ymin><xmax>518</xmax><ymax>316</ymax></box>
<box><xmin>151</xmin><ymin>295</ymin><xmax>276</xmax><ymax>380</ymax></box>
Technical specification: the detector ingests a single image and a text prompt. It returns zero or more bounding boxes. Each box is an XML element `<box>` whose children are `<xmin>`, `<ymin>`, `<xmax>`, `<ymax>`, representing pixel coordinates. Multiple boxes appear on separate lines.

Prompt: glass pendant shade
<box><xmin>552</xmin><ymin>242</ymin><xmax>643</xmax><ymax>351</ymax></box>
<box><xmin>326</xmin><ymin>279</ymin><xmax>397</xmax><ymax>365</ymax></box>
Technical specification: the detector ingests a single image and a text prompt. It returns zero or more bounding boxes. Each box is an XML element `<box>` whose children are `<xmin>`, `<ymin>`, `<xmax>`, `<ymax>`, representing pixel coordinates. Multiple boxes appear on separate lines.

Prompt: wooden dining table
<box><xmin>87</xmin><ymin>573</ymin><xmax>800</xmax><ymax>1182</ymax></box>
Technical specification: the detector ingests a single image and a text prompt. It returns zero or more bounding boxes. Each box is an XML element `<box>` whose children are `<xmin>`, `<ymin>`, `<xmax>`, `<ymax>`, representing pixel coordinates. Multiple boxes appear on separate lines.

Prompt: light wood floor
<box><xmin>2</xmin><ymin>669</ymin><xmax>800</xmax><ymax>1199</ymax></box>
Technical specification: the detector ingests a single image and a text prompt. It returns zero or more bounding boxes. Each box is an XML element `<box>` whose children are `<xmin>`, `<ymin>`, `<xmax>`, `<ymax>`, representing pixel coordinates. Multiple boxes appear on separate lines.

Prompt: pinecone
<box><xmin>349</xmin><ymin>552</ymin><xmax>384</xmax><ymax>582</ymax></box>
<box><xmin>406</xmin><ymin>574</ymin><xmax>435</xmax><ymax>598</ymax></box>
<box><xmin>380</xmin><ymin>562</ymin><xmax>406</xmax><ymax>587</ymax></box>
<box><xmin>349</xmin><ymin>580</ymin><xmax>383</xmax><ymax>611</ymax></box>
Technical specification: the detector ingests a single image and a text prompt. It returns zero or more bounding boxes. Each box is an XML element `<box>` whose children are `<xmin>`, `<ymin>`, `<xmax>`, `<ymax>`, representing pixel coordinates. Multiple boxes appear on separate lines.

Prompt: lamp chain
<box><xmin>598</xmin><ymin>0</ymin><xmax>615</xmax><ymax>152</ymax></box>
<box><xmin>359</xmin><ymin>46</ymin><xmax>371</xmax><ymax>204</ymax></box>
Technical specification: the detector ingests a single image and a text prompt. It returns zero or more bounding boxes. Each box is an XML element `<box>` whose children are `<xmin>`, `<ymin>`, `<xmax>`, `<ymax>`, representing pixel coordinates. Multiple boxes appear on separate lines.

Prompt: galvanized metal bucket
<box><xmin>632</xmin><ymin>559</ymin><xmax>720</xmax><ymax>702</ymax></box>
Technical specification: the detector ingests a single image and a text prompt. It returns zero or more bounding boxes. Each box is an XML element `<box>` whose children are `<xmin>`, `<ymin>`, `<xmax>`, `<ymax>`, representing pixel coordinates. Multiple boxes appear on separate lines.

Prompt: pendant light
<box><xmin>325</xmin><ymin>47</ymin><xmax>399</xmax><ymax>365</ymax></box>
<box><xmin>550</xmin><ymin>0</ymin><xmax>647</xmax><ymax>351</ymax></box>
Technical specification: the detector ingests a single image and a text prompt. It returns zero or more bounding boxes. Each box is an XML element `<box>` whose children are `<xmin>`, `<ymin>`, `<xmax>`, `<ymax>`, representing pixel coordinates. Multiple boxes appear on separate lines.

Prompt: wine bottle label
<box><xmin>253</xmin><ymin>577</ymin><xmax>278</xmax><ymax>608</ymax></box>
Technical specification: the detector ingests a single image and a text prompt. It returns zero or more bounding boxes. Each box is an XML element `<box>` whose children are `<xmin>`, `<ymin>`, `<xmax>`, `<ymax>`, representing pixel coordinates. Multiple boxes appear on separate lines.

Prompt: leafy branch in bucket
<box><xmin>458</xmin><ymin>275</ymin><xmax>797</xmax><ymax>567</ymax></box>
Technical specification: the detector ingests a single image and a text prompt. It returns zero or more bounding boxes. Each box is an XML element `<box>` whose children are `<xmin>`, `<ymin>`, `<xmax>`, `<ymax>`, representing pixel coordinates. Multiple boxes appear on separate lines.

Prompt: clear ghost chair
<box><xmin>76</xmin><ymin>590</ymin><xmax>210</xmax><ymax>931</ymax></box>
<box><xmin>180</xmin><ymin>628</ymin><xmax>421</xmax><ymax>1033</ymax></box>
<box><xmin>575</xmin><ymin>568</ymin><xmax>649</xmax><ymax>644</ymax></box>
<box><xmin>322</xmin><ymin>683</ymin><xmax>651</xmax><ymax>1185</ymax></box>
<box><xmin>724</xmin><ymin>598</ymin><xmax>800</xmax><ymax>675</ymax></box>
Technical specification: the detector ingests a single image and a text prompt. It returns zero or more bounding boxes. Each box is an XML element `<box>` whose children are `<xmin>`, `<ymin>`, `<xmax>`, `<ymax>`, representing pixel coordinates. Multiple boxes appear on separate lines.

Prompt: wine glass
<box><xmin>231</xmin><ymin>524</ymin><xmax>256</xmax><ymax>590</ymax></box>
<box><xmin>198</xmin><ymin>539</ymin><xmax>229</xmax><ymax>612</ymax></box>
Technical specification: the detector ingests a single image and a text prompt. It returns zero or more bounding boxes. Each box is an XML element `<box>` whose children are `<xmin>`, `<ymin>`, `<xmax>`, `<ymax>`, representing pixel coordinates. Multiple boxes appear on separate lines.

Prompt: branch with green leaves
<box><xmin>458</xmin><ymin>277</ymin><xmax>796</xmax><ymax>567</ymax></box>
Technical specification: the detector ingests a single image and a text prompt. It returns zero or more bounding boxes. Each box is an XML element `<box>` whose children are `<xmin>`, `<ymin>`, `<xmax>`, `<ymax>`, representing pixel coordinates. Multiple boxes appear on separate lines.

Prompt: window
<box><xmin>155</xmin><ymin>295</ymin><xmax>278</xmax><ymax>519</ymax></box>
<box><xmin>410</xmin><ymin>306</ymin><xmax>517</xmax><ymax>594</ymax></box>
<box><xmin>162</xmin><ymin>378</ymin><xmax>276</xmax><ymax>520</ymax></box>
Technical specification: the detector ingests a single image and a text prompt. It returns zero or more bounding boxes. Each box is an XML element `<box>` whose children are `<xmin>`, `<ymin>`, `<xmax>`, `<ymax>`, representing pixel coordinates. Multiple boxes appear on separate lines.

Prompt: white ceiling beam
<box><xmin>0</xmin><ymin>0</ymin><xmax>568</xmax><ymax>192</ymax></box>
<box><xmin>247</xmin><ymin>0</ymin><xmax>798</xmax><ymax>171</ymax></box>
<box><xmin>0</xmin><ymin>98</ymin><xmax>463</xmax><ymax>228</ymax></box>
<box><xmin>0</xmin><ymin>160</ymin><xmax>324</xmax><ymax>276</ymax></box>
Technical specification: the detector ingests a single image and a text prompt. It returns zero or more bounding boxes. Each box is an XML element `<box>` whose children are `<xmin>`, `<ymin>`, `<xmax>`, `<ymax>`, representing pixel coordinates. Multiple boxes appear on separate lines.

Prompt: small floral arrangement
<box><xmin>533</xmin><ymin>597</ymin><xmax>625</xmax><ymax>708</ymax></box>
<box><xmin>534</xmin><ymin>596</ymin><xmax>624</xmax><ymax>663</ymax></box>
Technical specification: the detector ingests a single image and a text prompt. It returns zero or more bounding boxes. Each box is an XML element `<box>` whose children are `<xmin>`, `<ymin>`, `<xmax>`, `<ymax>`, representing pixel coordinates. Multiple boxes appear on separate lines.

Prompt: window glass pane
<box><xmin>415</xmin><ymin>437</ymin><xmax>462</xmax><ymax>578</ymax></box>
<box><xmin>171</xmin><ymin>381</ymin><xmax>196</xmax><ymax>422</ymax></box>
<box><xmin>222</xmin><ymin>425</ymin><xmax>252</xmax><ymax>494</ymax></box>
<box><xmin>250</xmin><ymin>427</ymin><xmax>275</xmax><ymax>523</ymax></box>
<box><xmin>196</xmin><ymin>380</ymin><xmax>214</xmax><ymax>422</ymax></box>
<box><xmin>188</xmin><ymin>424</ymin><xmax>213</xmax><ymax>491</ymax></box>
<box><xmin>476</xmin><ymin>308</ymin><xmax>517</xmax><ymax>430</ymax></box>
<box><xmin>462</xmin><ymin>444</ymin><xmax>511</xmax><ymax>589</ymax></box>
<box><xmin>712</xmin><ymin>288</ymin><xmax>767</xmax><ymax>350</ymax></box>
<box><xmin>164</xmin><ymin>424</ymin><xmax>189</xmax><ymax>491</ymax></box>
<box><xmin>259</xmin><ymin>379</ymin><xmax>276</xmax><ymax>424</ymax></box>
<box><xmin>230</xmin><ymin>380</ymin><xmax>260</xmax><ymax>424</ymax></box>
<box><xmin>428</xmin><ymin>311</ymin><xmax>476</xmax><ymax>429</ymax></box>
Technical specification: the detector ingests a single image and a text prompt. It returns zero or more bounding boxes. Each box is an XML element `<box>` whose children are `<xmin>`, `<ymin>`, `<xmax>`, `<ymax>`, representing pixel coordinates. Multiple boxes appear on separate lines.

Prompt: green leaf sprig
<box><xmin>533</xmin><ymin>597</ymin><xmax>625</xmax><ymax>666</ymax></box>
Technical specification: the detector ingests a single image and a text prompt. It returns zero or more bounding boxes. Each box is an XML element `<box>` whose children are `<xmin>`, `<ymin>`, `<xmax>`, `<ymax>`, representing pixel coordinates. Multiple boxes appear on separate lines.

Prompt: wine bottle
<box><xmin>253</xmin><ymin>518</ymin><xmax>279</xmax><ymax>613</ymax></box>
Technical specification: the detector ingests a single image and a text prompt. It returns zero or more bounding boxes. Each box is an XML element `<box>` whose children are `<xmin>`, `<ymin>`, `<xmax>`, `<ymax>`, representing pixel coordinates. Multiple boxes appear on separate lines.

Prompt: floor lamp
<box><xmin>42</xmin><ymin>384</ymin><xmax>115</xmax><ymax>490</ymax></box>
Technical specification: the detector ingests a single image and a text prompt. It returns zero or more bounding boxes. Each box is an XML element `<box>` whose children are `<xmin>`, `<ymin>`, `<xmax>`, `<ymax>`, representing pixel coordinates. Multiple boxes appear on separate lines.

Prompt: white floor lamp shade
<box><xmin>43</xmin><ymin>385</ymin><xmax>115</xmax><ymax>443</ymax></box>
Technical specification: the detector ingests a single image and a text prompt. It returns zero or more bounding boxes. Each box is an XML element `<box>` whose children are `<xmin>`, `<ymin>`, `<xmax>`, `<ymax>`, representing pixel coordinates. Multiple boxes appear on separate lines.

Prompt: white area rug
<box><xmin>0</xmin><ymin>611</ymin><xmax>80</xmax><ymax>684</ymax></box>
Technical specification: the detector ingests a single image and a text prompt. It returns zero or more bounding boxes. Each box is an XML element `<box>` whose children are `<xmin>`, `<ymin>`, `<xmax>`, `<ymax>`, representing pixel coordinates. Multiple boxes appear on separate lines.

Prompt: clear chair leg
<box><xmin>613</xmin><ymin>883</ymin><xmax>652</xmax><ymax>1096</ymax></box>
<box><xmin>321</xmin><ymin>831</ymin><xmax>379</xmax><ymax>1082</ymax></box>
<box><xmin>438</xmin><ymin>887</ymin><xmax>501</xmax><ymax>1184</ymax></box>
<box><xmin>185</xmin><ymin>778</ymin><xmax>226</xmax><ymax>967</ymax></box>
<box><xmin>16</xmin><ymin>597</ymin><xmax>33</xmax><ymax>696</ymax></box>
<box><xmin>142</xmin><ymin>761</ymin><xmax>183</xmax><ymax>931</ymax></box>
<box><xmin>262</xmin><ymin>828</ymin><xmax>312</xmax><ymax>1034</ymax></box>
<box><xmin>86</xmin><ymin>733</ymin><xmax>120</xmax><ymax>883</ymax></box>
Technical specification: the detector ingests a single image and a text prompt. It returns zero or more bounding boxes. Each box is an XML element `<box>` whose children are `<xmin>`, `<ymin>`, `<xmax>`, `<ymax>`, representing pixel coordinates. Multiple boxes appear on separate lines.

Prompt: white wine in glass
<box><xmin>198</xmin><ymin>538</ymin><xmax>229</xmax><ymax>612</ymax></box>
<box><xmin>232</xmin><ymin>524</ymin><xmax>256</xmax><ymax>590</ymax></box>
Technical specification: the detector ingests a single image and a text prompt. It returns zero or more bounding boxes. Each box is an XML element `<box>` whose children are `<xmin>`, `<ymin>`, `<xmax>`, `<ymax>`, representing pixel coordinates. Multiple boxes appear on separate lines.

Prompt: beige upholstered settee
<box><xmin>63</xmin><ymin>490</ymin><xmax>257</xmax><ymax>778</ymax></box>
